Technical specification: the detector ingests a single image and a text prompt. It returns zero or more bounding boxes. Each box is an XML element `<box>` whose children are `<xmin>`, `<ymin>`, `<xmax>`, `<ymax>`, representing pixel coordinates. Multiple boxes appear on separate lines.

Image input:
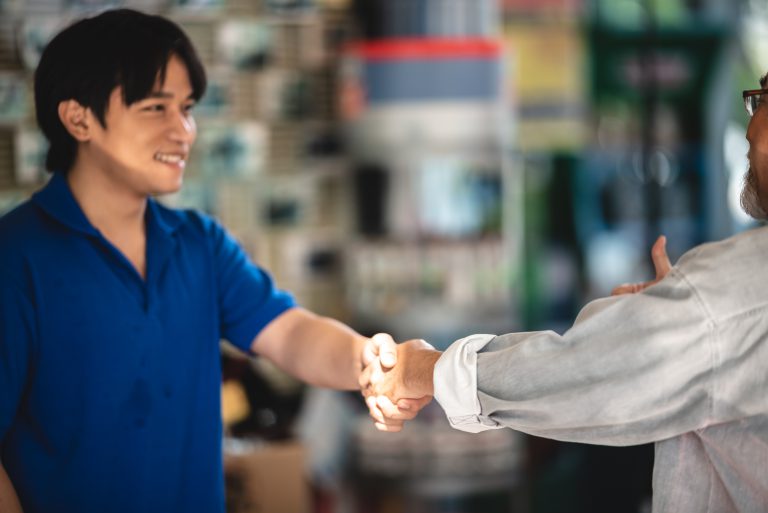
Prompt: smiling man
<box><xmin>0</xmin><ymin>9</ymin><xmax>426</xmax><ymax>513</ymax></box>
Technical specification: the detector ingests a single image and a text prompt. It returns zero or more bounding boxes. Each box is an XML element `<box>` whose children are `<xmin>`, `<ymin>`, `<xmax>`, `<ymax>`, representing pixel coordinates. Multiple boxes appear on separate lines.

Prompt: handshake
<box><xmin>357</xmin><ymin>334</ymin><xmax>442</xmax><ymax>432</ymax></box>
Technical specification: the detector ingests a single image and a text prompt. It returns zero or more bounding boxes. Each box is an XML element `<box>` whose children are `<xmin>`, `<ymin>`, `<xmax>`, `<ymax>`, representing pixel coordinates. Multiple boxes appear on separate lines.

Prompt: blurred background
<box><xmin>0</xmin><ymin>0</ymin><xmax>765</xmax><ymax>511</ymax></box>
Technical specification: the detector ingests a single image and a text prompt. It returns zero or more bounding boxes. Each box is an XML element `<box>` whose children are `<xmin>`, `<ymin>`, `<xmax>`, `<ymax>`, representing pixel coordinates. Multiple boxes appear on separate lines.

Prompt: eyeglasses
<box><xmin>743</xmin><ymin>89</ymin><xmax>768</xmax><ymax>117</ymax></box>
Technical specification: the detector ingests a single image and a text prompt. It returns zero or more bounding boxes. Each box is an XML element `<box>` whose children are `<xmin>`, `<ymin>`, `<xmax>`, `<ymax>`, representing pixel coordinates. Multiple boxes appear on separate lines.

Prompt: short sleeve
<box><xmin>207</xmin><ymin>220</ymin><xmax>296</xmax><ymax>352</ymax></box>
<box><xmin>0</xmin><ymin>277</ymin><xmax>36</xmax><ymax>444</ymax></box>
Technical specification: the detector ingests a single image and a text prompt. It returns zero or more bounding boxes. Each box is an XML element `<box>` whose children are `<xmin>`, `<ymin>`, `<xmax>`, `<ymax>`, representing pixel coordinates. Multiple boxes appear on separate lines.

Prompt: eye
<box><xmin>142</xmin><ymin>104</ymin><xmax>166</xmax><ymax>113</ymax></box>
<box><xmin>182</xmin><ymin>103</ymin><xmax>195</xmax><ymax>114</ymax></box>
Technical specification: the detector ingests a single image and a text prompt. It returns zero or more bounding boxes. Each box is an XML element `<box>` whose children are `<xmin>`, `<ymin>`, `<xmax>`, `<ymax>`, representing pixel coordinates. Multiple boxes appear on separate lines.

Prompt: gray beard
<box><xmin>740</xmin><ymin>166</ymin><xmax>768</xmax><ymax>221</ymax></box>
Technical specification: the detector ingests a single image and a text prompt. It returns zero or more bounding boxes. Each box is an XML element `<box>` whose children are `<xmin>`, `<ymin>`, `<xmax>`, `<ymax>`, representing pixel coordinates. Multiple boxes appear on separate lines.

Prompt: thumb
<box><xmin>611</xmin><ymin>283</ymin><xmax>639</xmax><ymax>296</ymax></box>
<box><xmin>651</xmin><ymin>235</ymin><xmax>672</xmax><ymax>281</ymax></box>
<box><xmin>373</xmin><ymin>332</ymin><xmax>397</xmax><ymax>368</ymax></box>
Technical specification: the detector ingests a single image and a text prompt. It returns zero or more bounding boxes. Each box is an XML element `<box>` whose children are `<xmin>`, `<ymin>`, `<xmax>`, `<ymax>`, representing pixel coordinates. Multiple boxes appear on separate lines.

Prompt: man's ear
<box><xmin>57</xmin><ymin>100</ymin><xmax>92</xmax><ymax>141</ymax></box>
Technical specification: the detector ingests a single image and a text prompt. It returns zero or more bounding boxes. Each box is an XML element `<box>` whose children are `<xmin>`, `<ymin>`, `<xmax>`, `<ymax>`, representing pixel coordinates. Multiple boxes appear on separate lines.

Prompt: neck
<box><xmin>66</xmin><ymin>158</ymin><xmax>147</xmax><ymax>237</ymax></box>
<box><xmin>66</xmin><ymin>157</ymin><xmax>149</xmax><ymax>279</ymax></box>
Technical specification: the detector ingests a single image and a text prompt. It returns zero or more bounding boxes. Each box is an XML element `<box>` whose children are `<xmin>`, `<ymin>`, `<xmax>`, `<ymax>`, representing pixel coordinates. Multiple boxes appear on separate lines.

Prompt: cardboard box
<box><xmin>224</xmin><ymin>440</ymin><xmax>309</xmax><ymax>513</ymax></box>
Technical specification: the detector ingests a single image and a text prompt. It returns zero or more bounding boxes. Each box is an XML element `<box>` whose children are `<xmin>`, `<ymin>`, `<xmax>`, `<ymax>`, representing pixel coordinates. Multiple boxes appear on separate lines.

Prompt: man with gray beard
<box><xmin>360</xmin><ymin>80</ymin><xmax>768</xmax><ymax>512</ymax></box>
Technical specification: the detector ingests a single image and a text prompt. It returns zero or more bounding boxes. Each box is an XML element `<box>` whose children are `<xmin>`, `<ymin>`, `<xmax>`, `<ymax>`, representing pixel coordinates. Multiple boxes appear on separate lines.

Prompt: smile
<box><xmin>154</xmin><ymin>152</ymin><xmax>186</xmax><ymax>165</ymax></box>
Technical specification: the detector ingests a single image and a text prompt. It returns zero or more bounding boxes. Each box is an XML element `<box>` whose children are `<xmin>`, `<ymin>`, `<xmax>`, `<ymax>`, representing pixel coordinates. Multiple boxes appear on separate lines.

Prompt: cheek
<box><xmin>747</xmin><ymin>116</ymin><xmax>766</xmax><ymax>151</ymax></box>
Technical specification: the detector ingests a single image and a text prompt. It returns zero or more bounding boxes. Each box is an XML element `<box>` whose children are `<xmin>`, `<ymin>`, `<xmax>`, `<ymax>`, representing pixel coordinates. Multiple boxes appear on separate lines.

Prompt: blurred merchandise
<box><xmin>503</xmin><ymin>20</ymin><xmax>587</xmax><ymax>152</ymax></box>
<box><xmin>13</xmin><ymin>128</ymin><xmax>48</xmax><ymax>186</ymax></box>
<box><xmin>0</xmin><ymin>73</ymin><xmax>28</xmax><ymax>125</ymax></box>
<box><xmin>218</xmin><ymin>19</ymin><xmax>273</xmax><ymax>71</ymax></box>
<box><xmin>350</xmin><ymin>413</ymin><xmax>526</xmax><ymax>513</ymax></box>
<box><xmin>339</xmin><ymin>7</ymin><xmax>517</xmax><ymax>345</ymax></box>
<box><xmin>352</xmin><ymin>0</ymin><xmax>498</xmax><ymax>39</ymax></box>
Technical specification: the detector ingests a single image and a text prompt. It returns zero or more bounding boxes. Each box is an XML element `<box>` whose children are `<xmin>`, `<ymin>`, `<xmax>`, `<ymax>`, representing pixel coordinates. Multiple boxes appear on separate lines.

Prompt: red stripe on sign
<box><xmin>346</xmin><ymin>38</ymin><xmax>502</xmax><ymax>61</ymax></box>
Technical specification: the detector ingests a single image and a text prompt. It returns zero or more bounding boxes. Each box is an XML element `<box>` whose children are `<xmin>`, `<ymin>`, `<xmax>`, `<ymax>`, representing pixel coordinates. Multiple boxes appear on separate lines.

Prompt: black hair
<box><xmin>34</xmin><ymin>8</ymin><xmax>207</xmax><ymax>173</ymax></box>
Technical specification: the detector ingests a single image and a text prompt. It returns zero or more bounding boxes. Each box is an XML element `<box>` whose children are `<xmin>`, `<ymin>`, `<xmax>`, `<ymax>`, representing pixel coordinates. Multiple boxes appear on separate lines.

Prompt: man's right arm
<box><xmin>0</xmin><ymin>462</ymin><xmax>22</xmax><ymax>513</ymax></box>
<box><xmin>367</xmin><ymin>236</ymin><xmax>681</xmax><ymax>438</ymax></box>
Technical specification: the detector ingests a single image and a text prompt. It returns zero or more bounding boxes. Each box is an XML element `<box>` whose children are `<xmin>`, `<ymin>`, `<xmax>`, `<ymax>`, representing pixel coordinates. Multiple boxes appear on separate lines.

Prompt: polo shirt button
<box><xmin>140</xmin><ymin>356</ymin><xmax>148</xmax><ymax>367</ymax></box>
<box><xmin>163</xmin><ymin>385</ymin><xmax>173</xmax><ymax>398</ymax></box>
<box><xmin>135</xmin><ymin>418</ymin><xmax>146</xmax><ymax>429</ymax></box>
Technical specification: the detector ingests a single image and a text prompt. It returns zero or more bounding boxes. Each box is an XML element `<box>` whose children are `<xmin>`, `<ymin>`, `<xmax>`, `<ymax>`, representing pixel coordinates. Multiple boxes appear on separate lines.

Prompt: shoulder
<box><xmin>0</xmin><ymin>199</ymin><xmax>42</xmax><ymax>241</ymax></box>
<box><xmin>0</xmin><ymin>200</ymin><xmax>46</xmax><ymax>287</ymax></box>
<box><xmin>0</xmin><ymin>199</ymin><xmax>49</xmax><ymax>257</ymax></box>
<box><xmin>674</xmin><ymin>226</ymin><xmax>768</xmax><ymax>319</ymax></box>
<box><xmin>676</xmin><ymin>226</ymin><xmax>768</xmax><ymax>275</ymax></box>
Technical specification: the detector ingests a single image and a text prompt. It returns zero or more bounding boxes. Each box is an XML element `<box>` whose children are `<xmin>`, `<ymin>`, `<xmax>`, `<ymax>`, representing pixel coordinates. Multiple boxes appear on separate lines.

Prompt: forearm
<box><xmin>474</xmin><ymin>330</ymin><xmax>711</xmax><ymax>445</ymax></box>
<box><xmin>437</xmin><ymin>281</ymin><xmax>715</xmax><ymax>444</ymax></box>
<box><xmin>253</xmin><ymin>308</ymin><xmax>366</xmax><ymax>390</ymax></box>
<box><xmin>287</xmin><ymin>314</ymin><xmax>366</xmax><ymax>390</ymax></box>
<box><xmin>0</xmin><ymin>463</ymin><xmax>22</xmax><ymax>513</ymax></box>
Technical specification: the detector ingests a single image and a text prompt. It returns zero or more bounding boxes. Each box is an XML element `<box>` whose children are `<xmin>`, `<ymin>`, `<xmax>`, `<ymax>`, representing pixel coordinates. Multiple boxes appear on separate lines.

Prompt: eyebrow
<box><xmin>145</xmin><ymin>91</ymin><xmax>196</xmax><ymax>101</ymax></box>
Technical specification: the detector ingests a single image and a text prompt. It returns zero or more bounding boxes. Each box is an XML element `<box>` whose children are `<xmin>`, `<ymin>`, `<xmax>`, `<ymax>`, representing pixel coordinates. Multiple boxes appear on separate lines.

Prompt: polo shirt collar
<box><xmin>32</xmin><ymin>172</ymin><xmax>184</xmax><ymax>238</ymax></box>
<box><xmin>32</xmin><ymin>172</ymin><xmax>100</xmax><ymax>237</ymax></box>
<box><xmin>146</xmin><ymin>196</ymin><xmax>184</xmax><ymax>237</ymax></box>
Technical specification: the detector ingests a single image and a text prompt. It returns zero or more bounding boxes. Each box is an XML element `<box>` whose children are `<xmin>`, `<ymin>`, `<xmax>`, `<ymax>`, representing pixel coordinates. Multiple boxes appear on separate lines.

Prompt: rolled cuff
<box><xmin>433</xmin><ymin>333</ymin><xmax>504</xmax><ymax>433</ymax></box>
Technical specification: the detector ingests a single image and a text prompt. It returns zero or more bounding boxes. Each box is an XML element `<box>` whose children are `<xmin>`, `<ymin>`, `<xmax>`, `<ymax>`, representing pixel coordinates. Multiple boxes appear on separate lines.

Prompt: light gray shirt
<box><xmin>433</xmin><ymin>226</ymin><xmax>768</xmax><ymax>513</ymax></box>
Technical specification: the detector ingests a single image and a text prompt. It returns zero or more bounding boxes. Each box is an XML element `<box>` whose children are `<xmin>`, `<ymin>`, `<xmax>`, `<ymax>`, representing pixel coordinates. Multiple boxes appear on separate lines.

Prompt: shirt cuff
<box><xmin>433</xmin><ymin>333</ymin><xmax>504</xmax><ymax>433</ymax></box>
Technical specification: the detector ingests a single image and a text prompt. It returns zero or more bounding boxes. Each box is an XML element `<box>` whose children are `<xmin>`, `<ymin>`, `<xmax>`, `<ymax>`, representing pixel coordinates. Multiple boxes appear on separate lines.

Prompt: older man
<box><xmin>364</xmin><ymin>80</ymin><xmax>768</xmax><ymax>512</ymax></box>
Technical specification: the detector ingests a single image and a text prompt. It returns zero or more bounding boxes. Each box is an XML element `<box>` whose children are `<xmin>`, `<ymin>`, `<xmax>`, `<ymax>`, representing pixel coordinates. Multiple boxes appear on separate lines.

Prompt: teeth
<box><xmin>154</xmin><ymin>152</ymin><xmax>184</xmax><ymax>164</ymax></box>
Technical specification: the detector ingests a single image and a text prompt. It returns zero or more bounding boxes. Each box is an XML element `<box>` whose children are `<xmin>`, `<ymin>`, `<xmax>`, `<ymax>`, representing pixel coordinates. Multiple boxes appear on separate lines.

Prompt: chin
<box><xmin>159</xmin><ymin>181</ymin><xmax>184</xmax><ymax>196</ymax></box>
<box><xmin>148</xmin><ymin>176</ymin><xmax>184</xmax><ymax>197</ymax></box>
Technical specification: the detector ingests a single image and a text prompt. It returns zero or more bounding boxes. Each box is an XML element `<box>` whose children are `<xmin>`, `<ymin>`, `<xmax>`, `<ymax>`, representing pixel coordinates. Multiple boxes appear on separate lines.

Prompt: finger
<box><xmin>397</xmin><ymin>395</ymin><xmax>432</xmax><ymax>412</ymax></box>
<box><xmin>368</xmin><ymin>359</ymin><xmax>386</xmax><ymax>386</ymax></box>
<box><xmin>651</xmin><ymin>235</ymin><xmax>672</xmax><ymax>280</ymax></box>
<box><xmin>373</xmin><ymin>333</ymin><xmax>397</xmax><ymax>368</ymax></box>
<box><xmin>358</xmin><ymin>361</ymin><xmax>373</xmax><ymax>390</ymax></box>
<box><xmin>361</xmin><ymin>338</ymin><xmax>378</xmax><ymax>366</ymax></box>
<box><xmin>374</xmin><ymin>421</ymin><xmax>403</xmax><ymax>432</ymax></box>
<box><xmin>366</xmin><ymin>396</ymin><xmax>405</xmax><ymax>431</ymax></box>
<box><xmin>611</xmin><ymin>283</ymin><xmax>639</xmax><ymax>296</ymax></box>
<box><xmin>366</xmin><ymin>395</ymin><xmax>386</xmax><ymax>424</ymax></box>
<box><xmin>376</xmin><ymin>395</ymin><xmax>418</xmax><ymax>421</ymax></box>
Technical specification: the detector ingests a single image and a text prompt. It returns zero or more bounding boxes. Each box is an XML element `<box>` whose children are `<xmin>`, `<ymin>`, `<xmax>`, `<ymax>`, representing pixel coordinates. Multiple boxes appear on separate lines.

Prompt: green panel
<box><xmin>589</xmin><ymin>25</ymin><xmax>729</xmax><ymax>104</ymax></box>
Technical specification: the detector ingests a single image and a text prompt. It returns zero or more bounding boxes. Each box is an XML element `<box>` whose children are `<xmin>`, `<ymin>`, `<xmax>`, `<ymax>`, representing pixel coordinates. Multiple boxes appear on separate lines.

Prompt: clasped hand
<box><xmin>359</xmin><ymin>334</ymin><xmax>436</xmax><ymax>432</ymax></box>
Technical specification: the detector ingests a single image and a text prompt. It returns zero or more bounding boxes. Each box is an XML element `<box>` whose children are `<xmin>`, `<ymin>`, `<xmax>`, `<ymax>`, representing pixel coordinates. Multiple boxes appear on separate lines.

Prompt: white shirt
<box><xmin>434</xmin><ymin>225</ymin><xmax>768</xmax><ymax>513</ymax></box>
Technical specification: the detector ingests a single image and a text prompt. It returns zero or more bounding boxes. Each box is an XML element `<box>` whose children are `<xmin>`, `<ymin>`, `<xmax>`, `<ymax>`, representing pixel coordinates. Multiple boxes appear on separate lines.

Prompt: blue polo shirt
<box><xmin>0</xmin><ymin>173</ymin><xmax>296</xmax><ymax>513</ymax></box>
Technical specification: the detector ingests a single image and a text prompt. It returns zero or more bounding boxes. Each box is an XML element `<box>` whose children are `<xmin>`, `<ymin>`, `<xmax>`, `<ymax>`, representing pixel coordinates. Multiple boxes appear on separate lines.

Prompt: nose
<box><xmin>169</xmin><ymin>110</ymin><xmax>196</xmax><ymax>144</ymax></box>
<box><xmin>746</xmin><ymin>111</ymin><xmax>757</xmax><ymax>139</ymax></box>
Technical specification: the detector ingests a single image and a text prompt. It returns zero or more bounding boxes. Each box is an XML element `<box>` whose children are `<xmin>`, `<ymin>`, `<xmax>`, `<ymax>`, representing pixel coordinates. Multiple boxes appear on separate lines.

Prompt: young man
<box><xmin>364</xmin><ymin>83</ymin><xmax>768</xmax><ymax>510</ymax></box>
<box><xmin>0</xmin><ymin>9</ymin><xmax>424</xmax><ymax>513</ymax></box>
